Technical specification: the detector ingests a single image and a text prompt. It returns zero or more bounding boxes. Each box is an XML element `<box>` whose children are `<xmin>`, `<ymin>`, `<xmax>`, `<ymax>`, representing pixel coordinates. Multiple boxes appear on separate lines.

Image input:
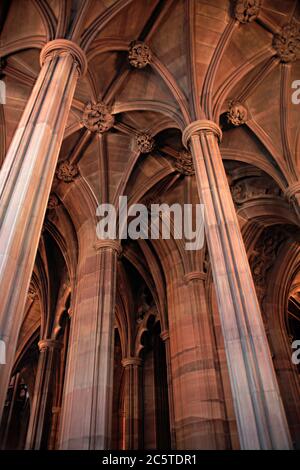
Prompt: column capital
<box><xmin>38</xmin><ymin>339</ymin><xmax>62</xmax><ymax>352</ymax></box>
<box><xmin>160</xmin><ymin>329</ymin><xmax>170</xmax><ymax>342</ymax></box>
<box><xmin>182</xmin><ymin>120</ymin><xmax>222</xmax><ymax>149</ymax></box>
<box><xmin>121</xmin><ymin>357</ymin><xmax>142</xmax><ymax>368</ymax></box>
<box><xmin>94</xmin><ymin>239</ymin><xmax>122</xmax><ymax>255</ymax></box>
<box><xmin>40</xmin><ymin>39</ymin><xmax>87</xmax><ymax>77</ymax></box>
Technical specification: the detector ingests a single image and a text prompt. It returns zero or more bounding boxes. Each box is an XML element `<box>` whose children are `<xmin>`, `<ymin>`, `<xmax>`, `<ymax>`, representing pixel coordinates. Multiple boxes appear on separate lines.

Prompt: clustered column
<box><xmin>183</xmin><ymin>120</ymin><xmax>292</xmax><ymax>449</ymax></box>
<box><xmin>121</xmin><ymin>357</ymin><xmax>142</xmax><ymax>450</ymax></box>
<box><xmin>0</xmin><ymin>39</ymin><xmax>87</xmax><ymax>420</ymax></box>
<box><xmin>59</xmin><ymin>239</ymin><xmax>121</xmax><ymax>449</ymax></box>
<box><xmin>25</xmin><ymin>339</ymin><xmax>62</xmax><ymax>449</ymax></box>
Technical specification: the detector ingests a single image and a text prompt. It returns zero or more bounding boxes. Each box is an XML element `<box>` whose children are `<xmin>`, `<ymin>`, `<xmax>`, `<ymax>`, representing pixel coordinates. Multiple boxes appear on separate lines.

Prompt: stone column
<box><xmin>121</xmin><ymin>357</ymin><xmax>142</xmax><ymax>450</ymax></box>
<box><xmin>182</xmin><ymin>120</ymin><xmax>292</xmax><ymax>449</ymax></box>
<box><xmin>59</xmin><ymin>239</ymin><xmax>121</xmax><ymax>449</ymax></box>
<box><xmin>25</xmin><ymin>339</ymin><xmax>62</xmax><ymax>449</ymax></box>
<box><xmin>0</xmin><ymin>39</ymin><xmax>87</xmax><ymax>420</ymax></box>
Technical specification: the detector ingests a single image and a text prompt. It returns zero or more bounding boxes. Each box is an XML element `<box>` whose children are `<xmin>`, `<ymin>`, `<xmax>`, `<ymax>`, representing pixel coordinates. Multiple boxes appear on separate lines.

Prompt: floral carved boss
<box><xmin>82</xmin><ymin>101</ymin><xmax>115</xmax><ymax>133</ymax></box>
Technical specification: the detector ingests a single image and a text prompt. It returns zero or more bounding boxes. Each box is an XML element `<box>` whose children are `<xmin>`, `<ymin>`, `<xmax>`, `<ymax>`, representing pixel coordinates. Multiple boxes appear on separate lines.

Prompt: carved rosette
<box><xmin>273</xmin><ymin>21</ymin><xmax>300</xmax><ymax>63</ymax></box>
<box><xmin>175</xmin><ymin>151</ymin><xmax>195</xmax><ymax>176</ymax></box>
<box><xmin>227</xmin><ymin>100</ymin><xmax>248</xmax><ymax>126</ymax></box>
<box><xmin>234</xmin><ymin>0</ymin><xmax>261</xmax><ymax>24</ymax></box>
<box><xmin>136</xmin><ymin>133</ymin><xmax>154</xmax><ymax>153</ymax></box>
<box><xmin>56</xmin><ymin>160</ymin><xmax>78</xmax><ymax>183</ymax></box>
<box><xmin>128</xmin><ymin>41</ymin><xmax>152</xmax><ymax>69</ymax></box>
<box><xmin>47</xmin><ymin>193</ymin><xmax>59</xmax><ymax>210</ymax></box>
<box><xmin>82</xmin><ymin>101</ymin><xmax>115</xmax><ymax>133</ymax></box>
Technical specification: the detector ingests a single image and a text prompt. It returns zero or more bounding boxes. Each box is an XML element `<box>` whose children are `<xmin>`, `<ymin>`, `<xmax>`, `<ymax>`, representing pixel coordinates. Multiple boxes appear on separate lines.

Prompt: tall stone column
<box><xmin>182</xmin><ymin>120</ymin><xmax>292</xmax><ymax>449</ymax></box>
<box><xmin>25</xmin><ymin>339</ymin><xmax>62</xmax><ymax>449</ymax></box>
<box><xmin>0</xmin><ymin>39</ymin><xmax>87</xmax><ymax>420</ymax></box>
<box><xmin>121</xmin><ymin>357</ymin><xmax>142</xmax><ymax>450</ymax></box>
<box><xmin>160</xmin><ymin>330</ymin><xmax>176</xmax><ymax>449</ymax></box>
<box><xmin>59</xmin><ymin>239</ymin><xmax>120</xmax><ymax>449</ymax></box>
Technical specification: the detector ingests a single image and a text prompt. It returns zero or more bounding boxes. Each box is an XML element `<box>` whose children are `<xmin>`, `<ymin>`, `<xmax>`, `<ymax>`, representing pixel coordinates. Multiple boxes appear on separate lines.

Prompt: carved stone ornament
<box><xmin>47</xmin><ymin>193</ymin><xmax>59</xmax><ymax>210</ymax></box>
<box><xmin>82</xmin><ymin>101</ymin><xmax>115</xmax><ymax>133</ymax></box>
<box><xmin>234</xmin><ymin>0</ymin><xmax>261</xmax><ymax>24</ymax></box>
<box><xmin>175</xmin><ymin>151</ymin><xmax>195</xmax><ymax>176</ymax></box>
<box><xmin>128</xmin><ymin>41</ymin><xmax>152</xmax><ymax>69</ymax></box>
<box><xmin>227</xmin><ymin>100</ymin><xmax>248</xmax><ymax>126</ymax></box>
<box><xmin>56</xmin><ymin>160</ymin><xmax>78</xmax><ymax>183</ymax></box>
<box><xmin>230</xmin><ymin>177</ymin><xmax>281</xmax><ymax>205</ymax></box>
<box><xmin>136</xmin><ymin>133</ymin><xmax>154</xmax><ymax>153</ymax></box>
<box><xmin>0</xmin><ymin>57</ymin><xmax>6</xmax><ymax>79</ymax></box>
<box><xmin>273</xmin><ymin>21</ymin><xmax>300</xmax><ymax>63</ymax></box>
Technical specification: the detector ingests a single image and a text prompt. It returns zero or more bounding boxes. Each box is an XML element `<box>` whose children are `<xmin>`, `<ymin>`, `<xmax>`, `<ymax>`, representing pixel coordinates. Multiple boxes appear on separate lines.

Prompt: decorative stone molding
<box><xmin>182</xmin><ymin>120</ymin><xmax>222</xmax><ymax>149</ymax></box>
<box><xmin>47</xmin><ymin>194</ymin><xmax>59</xmax><ymax>210</ymax></box>
<box><xmin>56</xmin><ymin>160</ymin><xmax>78</xmax><ymax>183</ymax></box>
<box><xmin>128</xmin><ymin>41</ymin><xmax>152</xmax><ymax>69</ymax></box>
<box><xmin>121</xmin><ymin>357</ymin><xmax>142</xmax><ymax>368</ymax></box>
<box><xmin>234</xmin><ymin>0</ymin><xmax>261</xmax><ymax>24</ymax></box>
<box><xmin>175</xmin><ymin>151</ymin><xmax>195</xmax><ymax>176</ymax></box>
<box><xmin>38</xmin><ymin>339</ymin><xmax>62</xmax><ymax>353</ymax></box>
<box><xmin>273</xmin><ymin>21</ymin><xmax>300</xmax><ymax>63</ymax></box>
<box><xmin>227</xmin><ymin>100</ymin><xmax>248</xmax><ymax>126</ymax></box>
<box><xmin>82</xmin><ymin>101</ymin><xmax>115</xmax><ymax>133</ymax></box>
<box><xmin>94</xmin><ymin>239</ymin><xmax>122</xmax><ymax>255</ymax></box>
<box><xmin>136</xmin><ymin>132</ymin><xmax>155</xmax><ymax>153</ymax></box>
<box><xmin>40</xmin><ymin>39</ymin><xmax>87</xmax><ymax>76</ymax></box>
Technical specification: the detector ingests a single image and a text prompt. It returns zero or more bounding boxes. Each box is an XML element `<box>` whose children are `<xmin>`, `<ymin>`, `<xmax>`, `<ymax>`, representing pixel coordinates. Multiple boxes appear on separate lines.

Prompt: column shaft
<box><xmin>59</xmin><ymin>240</ymin><xmax>119</xmax><ymax>449</ymax></box>
<box><xmin>0</xmin><ymin>40</ymin><xmax>86</xmax><ymax>420</ymax></box>
<box><xmin>25</xmin><ymin>340</ymin><xmax>61</xmax><ymax>449</ymax></box>
<box><xmin>183</xmin><ymin>120</ymin><xmax>292</xmax><ymax>449</ymax></box>
<box><xmin>122</xmin><ymin>357</ymin><xmax>142</xmax><ymax>450</ymax></box>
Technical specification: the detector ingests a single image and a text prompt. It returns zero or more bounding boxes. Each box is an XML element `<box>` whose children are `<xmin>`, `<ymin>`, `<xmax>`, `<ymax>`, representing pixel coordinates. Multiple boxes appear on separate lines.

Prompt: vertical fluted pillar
<box><xmin>0</xmin><ymin>39</ymin><xmax>87</xmax><ymax>420</ymax></box>
<box><xmin>59</xmin><ymin>239</ymin><xmax>120</xmax><ymax>449</ymax></box>
<box><xmin>121</xmin><ymin>357</ymin><xmax>142</xmax><ymax>450</ymax></box>
<box><xmin>25</xmin><ymin>339</ymin><xmax>62</xmax><ymax>449</ymax></box>
<box><xmin>182</xmin><ymin>120</ymin><xmax>292</xmax><ymax>449</ymax></box>
<box><xmin>160</xmin><ymin>330</ymin><xmax>176</xmax><ymax>449</ymax></box>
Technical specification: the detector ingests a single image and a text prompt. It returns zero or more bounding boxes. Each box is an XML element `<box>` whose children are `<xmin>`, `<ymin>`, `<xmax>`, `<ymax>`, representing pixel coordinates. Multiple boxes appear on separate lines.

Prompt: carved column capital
<box><xmin>94</xmin><ymin>239</ymin><xmax>122</xmax><ymax>255</ymax></box>
<box><xmin>38</xmin><ymin>339</ymin><xmax>62</xmax><ymax>352</ymax></box>
<box><xmin>121</xmin><ymin>357</ymin><xmax>142</xmax><ymax>368</ymax></box>
<box><xmin>40</xmin><ymin>39</ymin><xmax>87</xmax><ymax>76</ymax></box>
<box><xmin>182</xmin><ymin>120</ymin><xmax>222</xmax><ymax>149</ymax></box>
